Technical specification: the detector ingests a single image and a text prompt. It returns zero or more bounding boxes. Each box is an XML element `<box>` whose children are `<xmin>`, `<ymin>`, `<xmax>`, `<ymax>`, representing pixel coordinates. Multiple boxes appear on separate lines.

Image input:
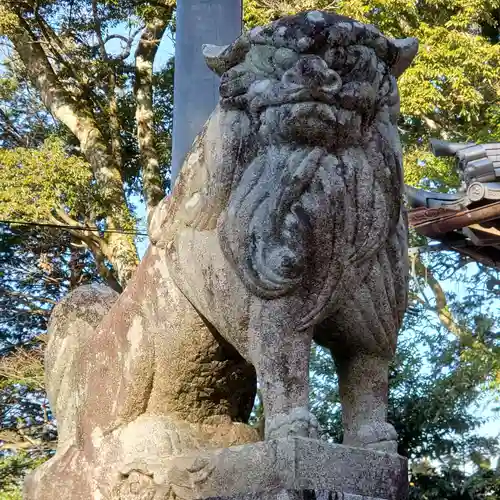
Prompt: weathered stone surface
<box><xmin>153</xmin><ymin>9</ymin><xmax>416</xmax><ymax>449</ymax></box>
<box><xmin>110</xmin><ymin>438</ymin><xmax>407</xmax><ymax>500</ymax></box>
<box><xmin>25</xmin><ymin>284</ymin><xmax>118</xmax><ymax>499</ymax></box>
<box><xmin>44</xmin><ymin>284</ymin><xmax>119</xmax><ymax>447</ymax></box>
<box><xmin>24</xmin><ymin>256</ymin><xmax>258</xmax><ymax>500</ymax></box>
<box><xmin>26</xmin><ymin>10</ymin><xmax>417</xmax><ymax>500</ymax></box>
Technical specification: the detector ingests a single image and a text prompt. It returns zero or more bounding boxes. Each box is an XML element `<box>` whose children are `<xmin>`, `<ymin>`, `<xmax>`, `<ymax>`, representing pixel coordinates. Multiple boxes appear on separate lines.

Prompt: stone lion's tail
<box><xmin>44</xmin><ymin>285</ymin><xmax>118</xmax><ymax>447</ymax></box>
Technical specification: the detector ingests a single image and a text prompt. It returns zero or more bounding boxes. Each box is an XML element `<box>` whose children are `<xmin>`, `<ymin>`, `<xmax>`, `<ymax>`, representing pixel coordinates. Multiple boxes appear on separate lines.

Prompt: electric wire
<box><xmin>0</xmin><ymin>219</ymin><xmax>472</xmax><ymax>254</ymax></box>
<box><xmin>0</xmin><ymin>219</ymin><xmax>149</xmax><ymax>237</ymax></box>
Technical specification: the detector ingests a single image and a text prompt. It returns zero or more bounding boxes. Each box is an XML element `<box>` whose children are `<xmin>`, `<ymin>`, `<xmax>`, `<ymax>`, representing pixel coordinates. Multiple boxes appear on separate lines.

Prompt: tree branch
<box><xmin>2</xmin><ymin>290</ymin><xmax>57</xmax><ymax>305</ymax></box>
<box><xmin>414</xmin><ymin>254</ymin><xmax>471</xmax><ymax>340</ymax></box>
<box><xmin>90</xmin><ymin>0</ymin><xmax>124</xmax><ymax>178</ymax></box>
<box><xmin>86</xmin><ymin>239</ymin><xmax>123</xmax><ymax>293</ymax></box>
<box><xmin>105</xmin><ymin>28</ymin><xmax>143</xmax><ymax>61</ymax></box>
<box><xmin>34</xmin><ymin>6</ymin><xmax>82</xmax><ymax>88</ymax></box>
<box><xmin>11</xmin><ymin>17</ymin><xmax>100</xmax><ymax>146</ymax></box>
<box><xmin>50</xmin><ymin>210</ymin><xmax>101</xmax><ymax>245</ymax></box>
<box><xmin>91</xmin><ymin>0</ymin><xmax>108</xmax><ymax>62</ymax></box>
<box><xmin>48</xmin><ymin>211</ymin><xmax>122</xmax><ymax>292</ymax></box>
<box><xmin>0</xmin><ymin>428</ymin><xmax>54</xmax><ymax>451</ymax></box>
<box><xmin>0</xmin><ymin>107</ymin><xmax>25</xmax><ymax>146</ymax></box>
<box><xmin>134</xmin><ymin>9</ymin><xmax>172</xmax><ymax>218</ymax></box>
<box><xmin>7</xmin><ymin>9</ymin><xmax>139</xmax><ymax>286</ymax></box>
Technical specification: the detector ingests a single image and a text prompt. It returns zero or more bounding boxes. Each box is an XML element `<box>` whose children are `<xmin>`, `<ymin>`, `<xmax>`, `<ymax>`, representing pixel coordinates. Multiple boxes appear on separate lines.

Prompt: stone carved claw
<box><xmin>113</xmin><ymin>456</ymin><xmax>216</xmax><ymax>500</ymax></box>
<box><xmin>353</xmin><ymin>423</ymin><xmax>399</xmax><ymax>454</ymax></box>
<box><xmin>111</xmin><ymin>470</ymin><xmax>160</xmax><ymax>500</ymax></box>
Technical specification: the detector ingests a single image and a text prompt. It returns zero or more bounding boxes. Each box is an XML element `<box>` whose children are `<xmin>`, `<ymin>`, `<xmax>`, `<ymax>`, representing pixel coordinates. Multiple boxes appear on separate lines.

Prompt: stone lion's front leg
<box><xmin>325</xmin><ymin>246</ymin><xmax>406</xmax><ymax>453</ymax></box>
<box><xmin>248</xmin><ymin>301</ymin><xmax>318</xmax><ymax>440</ymax></box>
<box><xmin>335</xmin><ymin>352</ymin><xmax>397</xmax><ymax>453</ymax></box>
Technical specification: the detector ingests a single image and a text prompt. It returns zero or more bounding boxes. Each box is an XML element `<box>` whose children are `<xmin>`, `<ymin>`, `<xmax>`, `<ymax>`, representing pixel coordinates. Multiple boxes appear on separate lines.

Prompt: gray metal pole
<box><xmin>171</xmin><ymin>0</ymin><xmax>243</xmax><ymax>186</ymax></box>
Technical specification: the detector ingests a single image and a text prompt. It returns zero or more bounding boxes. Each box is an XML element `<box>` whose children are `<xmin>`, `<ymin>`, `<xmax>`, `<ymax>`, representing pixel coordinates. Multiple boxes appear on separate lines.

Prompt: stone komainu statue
<box><xmin>25</xmin><ymin>11</ymin><xmax>417</xmax><ymax>499</ymax></box>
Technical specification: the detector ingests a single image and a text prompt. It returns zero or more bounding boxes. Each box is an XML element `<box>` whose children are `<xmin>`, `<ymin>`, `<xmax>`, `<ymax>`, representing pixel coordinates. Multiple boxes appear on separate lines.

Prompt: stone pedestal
<box><xmin>114</xmin><ymin>438</ymin><xmax>407</xmax><ymax>500</ymax></box>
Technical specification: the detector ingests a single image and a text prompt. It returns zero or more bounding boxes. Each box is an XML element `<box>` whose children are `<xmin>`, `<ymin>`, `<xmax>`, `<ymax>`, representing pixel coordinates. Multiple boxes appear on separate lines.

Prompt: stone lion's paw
<box><xmin>350</xmin><ymin>423</ymin><xmax>398</xmax><ymax>454</ymax></box>
<box><xmin>111</xmin><ymin>469</ymin><xmax>160</xmax><ymax>500</ymax></box>
<box><xmin>266</xmin><ymin>407</ymin><xmax>319</xmax><ymax>439</ymax></box>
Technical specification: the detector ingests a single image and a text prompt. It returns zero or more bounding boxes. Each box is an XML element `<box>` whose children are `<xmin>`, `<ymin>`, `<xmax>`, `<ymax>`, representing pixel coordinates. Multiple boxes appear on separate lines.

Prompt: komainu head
<box><xmin>204</xmin><ymin>10</ymin><xmax>417</xmax><ymax>149</ymax></box>
<box><xmin>196</xmin><ymin>12</ymin><xmax>417</xmax><ymax>315</ymax></box>
<box><xmin>153</xmin><ymin>12</ymin><xmax>416</xmax><ymax>329</ymax></box>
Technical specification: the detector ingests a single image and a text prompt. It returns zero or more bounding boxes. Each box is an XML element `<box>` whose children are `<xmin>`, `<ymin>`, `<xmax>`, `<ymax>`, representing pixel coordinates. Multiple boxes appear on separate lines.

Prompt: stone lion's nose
<box><xmin>283</xmin><ymin>55</ymin><xmax>342</xmax><ymax>91</ymax></box>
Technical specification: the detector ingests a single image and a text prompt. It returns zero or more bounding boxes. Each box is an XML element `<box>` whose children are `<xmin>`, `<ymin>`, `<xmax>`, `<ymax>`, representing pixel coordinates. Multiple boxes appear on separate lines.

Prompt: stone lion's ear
<box><xmin>203</xmin><ymin>44</ymin><xmax>231</xmax><ymax>76</ymax></box>
<box><xmin>203</xmin><ymin>35</ymin><xmax>251</xmax><ymax>76</ymax></box>
<box><xmin>391</xmin><ymin>38</ymin><xmax>419</xmax><ymax>77</ymax></box>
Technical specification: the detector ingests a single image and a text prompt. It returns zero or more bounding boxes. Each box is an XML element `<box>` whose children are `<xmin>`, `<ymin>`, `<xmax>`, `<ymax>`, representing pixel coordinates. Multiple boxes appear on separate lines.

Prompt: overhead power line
<box><xmin>0</xmin><ymin>219</ymin><xmax>473</xmax><ymax>256</ymax></box>
<box><xmin>0</xmin><ymin>219</ymin><xmax>149</xmax><ymax>237</ymax></box>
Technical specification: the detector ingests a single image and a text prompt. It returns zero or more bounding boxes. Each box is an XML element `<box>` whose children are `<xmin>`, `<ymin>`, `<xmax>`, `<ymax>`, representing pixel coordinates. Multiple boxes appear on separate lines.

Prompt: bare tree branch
<box><xmin>414</xmin><ymin>254</ymin><xmax>473</xmax><ymax>342</ymax></box>
<box><xmin>105</xmin><ymin>28</ymin><xmax>143</xmax><ymax>61</ymax></box>
<box><xmin>91</xmin><ymin>0</ymin><xmax>108</xmax><ymax>62</ymax></box>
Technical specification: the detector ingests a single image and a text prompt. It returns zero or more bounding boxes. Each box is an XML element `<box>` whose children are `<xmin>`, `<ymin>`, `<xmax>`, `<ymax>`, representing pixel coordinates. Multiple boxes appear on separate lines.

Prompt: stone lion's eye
<box><xmin>323</xmin><ymin>47</ymin><xmax>347</xmax><ymax>73</ymax></box>
<box><xmin>248</xmin><ymin>45</ymin><xmax>279</xmax><ymax>74</ymax></box>
<box><xmin>274</xmin><ymin>48</ymin><xmax>299</xmax><ymax>70</ymax></box>
<box><xmin>339</xmin><ymin>45</ymin><xmax>379</xmax><ymax>82</ymax></box>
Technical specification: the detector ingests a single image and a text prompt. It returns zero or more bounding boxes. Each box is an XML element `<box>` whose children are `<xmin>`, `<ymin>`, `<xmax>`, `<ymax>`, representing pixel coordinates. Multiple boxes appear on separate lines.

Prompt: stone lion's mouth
<box><xmin>283</xmin><ymin>87</ymin><xmax>338</xmax><ymax>105</ymax></box>
<box><xmin>261</xmin><ymin>100</ymin><xmax>339</xmax><ymax>122</ymax></box>
<box><xmin>289</xmin><ymin>101</ymin><xmax>338</xmax><ymax>120</ymax></box>
<box><xmin>256</xmin><ymin>99</ymin><xmax>362</xmax><ymax>150</ymax></box>
<box><xmin>248</xmin><ymin>83</ymin><xmax>339</xmax><ymax>114</ymax></box>
<box><xmin>252</xmin><ymin>97</ymin><xmax>339</xmax><ymax>118</ymax></box>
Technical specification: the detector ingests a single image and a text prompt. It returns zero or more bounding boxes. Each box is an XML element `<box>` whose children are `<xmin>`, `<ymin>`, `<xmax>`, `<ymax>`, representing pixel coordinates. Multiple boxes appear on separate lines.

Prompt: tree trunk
<box><xmin>135</xmin><ymin>14</ymin><xmax>172</xmax><ymax>219</ymax></box>
<box><xmin>9</xmin><ymin>17</ymin><xmax>139</xmax><ymax>286</ymax></box>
